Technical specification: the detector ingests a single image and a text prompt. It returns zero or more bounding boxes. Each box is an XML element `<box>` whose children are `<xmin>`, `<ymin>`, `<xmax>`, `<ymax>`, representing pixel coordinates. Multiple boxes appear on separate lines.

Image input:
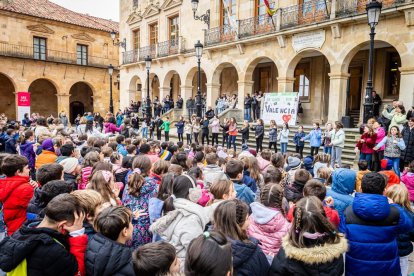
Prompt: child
<box><xmin>248</xmin><ymin>183</ymin><xmax>290</xmax><ymax>262</ymax></box>
<box><xmin>322</xmin><ymin>122</ymin><xmax>333</xmax><ymax>155</ymax></box>
<box><xmin>175</xmin><ymin>116</ymin><xmax>185</xmax><ymax>143</ymax></box>
<box><xmin>88</xmin><ymin>170</ymin><xmax>119</xmax><ymax>206</ymax></box>
<box><xmin>205</xmin><ymin>179</ymin><xmax>236</xmax><ymax>220</ymax></box>
<box><xmin>187</xmin><ymin>167</ymin><xmax>211</xmax><ymax>207</ymax></box>
<box><xmin>35</xmin><ymin>138</ymin><xmax>57</xmax><ymax>169</ymax></box>
<box><xmin>192</xmin><ymin>118</ymin><xmax>201</xmax><ymax>145</ymax></box>
<box><xmin>220</xmin><ymin>118</ymin><xmax>230</xmax><ymax>148</ymax></box>
<box><xmin>313</xmin><ymin>153</ymin><xmax>331</xmax><ymax>177</ymax></box>
<box><xmin>210</xmin><ymin>115</ymin><xmax>220</xmax><ymax>146</ymax></box>
<box><xmin>330</xmin><ymin>121</ymin><xmax>346</xmax><ymax>168</ymax></box>
<box><xmin>280</xmin><ymin>123</ymin><xmax>289</xmax><ymax>155</ymax></box>
<box><xmin>19</xmin><ymin>130</ymin><xmax>36</xmax><ymax>179</ymax></box>
<box><xmin>303</xmin><ymin>122</ymin><xmax>322</xmax><ymax>156</ymax></box>
<box><xmin>116</xmin><ymin>135</ymin><xmax>128</xmax><ymax>156</ymax></box>
<box><xmin>201</xmin><ymin>115</ymin><xmax>210</xmax><ymax>145</ymax></box>
<box><xmin>213</xmin><ymin>199</ymin><xmax>270</xmax><ymax>275</ymax></box>
<box><xmin>385</xmin><ymin>184</ymin><xmax>414</xmax><ymax>276</ymax></box>
<box><xmin>162</xmin><ymin>117</ymin><xmax>171</xmax><ymax>141</ymax></box>
<box><xmin>293</xmin><ymin>125</ymin><xmax>306</xmax><ymax>159</ymax></box>
<box><xmin>78</xmin><ymin>151</ymin><xmax>100</xmax><ymax>190</ymax></box>
<box><xmin>0</xmin><ymin>194</ymin><xmax>87</xmax><ymax>276</ymax></box>
<box><xmin>257</xmin><ymin>149</ymin><xmax>272</xmax><ymax>174</ymax></box>
<box><xmin>185</xmin><ymin>231</ymin><xmax>232</xmax><ymax>276</ymax></box>
<box><xmin>252</xmin><ymin>119</ymin><xmax>264</xmax><ymax>153</ymax></box>
<box><xmin>225</xmin><ymin>159</ymin><xmax>255</xmax><ymax>204</ymax></box>
<box><xmin>126</xmin><ymin>145</ymin><xmax>136</xmax><ymax>157</ymax></box>
<box><xmin>151</xmin><ymin>160</ymin><xmax>170</xmax><ymax>185</ymax></box>
<box><xmin>326</xmin><ymin>168</ymin><xmax>356</xmax><ymax>215</ymax></box>
<box><xmin>4</xmin><ymin>129</ymin><xmax>18</xmax><ymax>154</ymax></box>
<box><xmin>132</xmin><ymin>241</ymin><xmax>180</xmax><ymax>275</ymax></box>
<box><xmin>60</xmin><ymin>157</ymin><xmax>81</xmax><ymax>190</ymax></box>
<box><xmin>121</xmin><ymin>156</ymin><xmax>158</xmax><ymax>248</ymax></box>
<box><xmin>402</xmin><ymin>161</ymin><xmax>414</xmax><ymax>204</ymax></box>
<box><xmin>0</xmin><ymin>155</ymin><xmax>34</xmax><ymax>235</ymax></box>
<box><xmin>150</xmin><ymin>175</ymin><xmax>209</xmax><ymax>268</ymax></box>
<box><xmin>374</xmin><ymin>126</ymin><xmax>406</xmax><ymax>177</ymax></box>
<box><xmin>185</xmin><ymin>120</ymin><xmax>193</xmax><ymax>145</ymax></box>
<box><xmin>269</xmin><ymin>196</ymin><xmax>347</xmax><ymax>275</ymax></box>
<box><xmin>268</xmin><ymin>120</ymin><xmax>278</xmax><ymax>153</ymax></box>
<box><xmin>380</xmin><ymin>159</ymin><xmax>401</xmax><ymax>189</ymax></box>
<box><xmin>355</xmin><ymin>160</ymin><xmax>370</xmax><ymax>193</ymax></box>
<box><xmin>285</xmin><ymin>169</ymin><xmax>311</xmax><ymax>204</ymax></box>
<box><xmin>355</xmin><ymin>125</ymin><xmax>377</xmax><ymax>170</ymax></box>
<box><xmin>240</xmin><ymin>120</ymin><xmax>250</xmax><ymax>145</ymax></box>
<box><xmin>141</xmin><ymin>117</ymin><xmax>148</xmax><ymax>139</ymax></box>
<box><xmin>86</xmin><ymin>206</ymin><xmax>135</xmax><ymax>275</ymax></box>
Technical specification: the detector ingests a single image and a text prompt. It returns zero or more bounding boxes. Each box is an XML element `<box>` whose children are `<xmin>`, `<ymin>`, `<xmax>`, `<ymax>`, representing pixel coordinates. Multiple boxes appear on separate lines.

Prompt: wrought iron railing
<box><xmin>123</xmin><ymin>49</ymin><xmax>139</xmax><ymax>64</ymax></box>
<box><xmin>157</xmin><ymin>38</ymin><xmax>179</xmax><ymax>57</ymax></box>
<box><xmin>281</xmin><ymin>0</ymin><xmax>330</xmax><ymax>29</ymax></box>
<box><xmin>238</xmin><ymin>14</ymin><xmax>278</xmax><ymax>39</ymax></box>
<box><xmin>138</xmin><ymin>45</ymin><xmax>154</xmax><ymax>61</ymax></box>
<box><xmin>0</xmin><ymin>42</ymin><xmax>118</xmax><ymax>67</ymax></box>
<box><xmin>205</xmin><ymin>25</ymin><xmax>237</xmax><ymax>47</ymax></box>
<box><xmin>336</xmin><ymin>0</ymin><xmax>405</xmax><ymax>17</ymax></box>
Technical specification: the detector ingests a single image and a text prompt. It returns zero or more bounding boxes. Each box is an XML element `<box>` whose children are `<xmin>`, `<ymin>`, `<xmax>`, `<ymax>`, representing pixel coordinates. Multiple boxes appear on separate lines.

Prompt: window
<box><xmin>221</xmin><ymin>0</ymin><xmax>236</xmax><ymax>26</ymax></box>
<box><xmin>133</xmin><ymin>0</ymin><xmax>138</xmax><ymax>7</ymax></box>
<box><xmin>133</xmin><ymin>29</ymin><xmax>140</xmax><ymax>50</ymax></box>
<box><xmin>149</xmin><ymin>23</ymin><xmax>158</xmax><ymax>46</ymax></box>
<box><xmin>384</xmin><ymin>50</ymin><xmax>401</xmax><ymax>98</ymax></box>
<box><xmin>77</xmin><ymin>44</ymin><xmax>88</xmax><ymax>65</ymax></box>
<box><xmin>294</xmin><ymin>62</ymin><xmax>311</xmax><ymax>101</ymax></box>
<box><xmin>256</xmin><ymin>0</ymin><xmax>273</xmax><ymax>16</ymax></box>
<box><xmin>33</xmin><ymin>37</ymin><xmax>47</xmax><ymax>60</ymax></box>
<box><xmin>169</xmin><ymin>16</ymin><xmax>179</xmax><ymax>41</ymax></box>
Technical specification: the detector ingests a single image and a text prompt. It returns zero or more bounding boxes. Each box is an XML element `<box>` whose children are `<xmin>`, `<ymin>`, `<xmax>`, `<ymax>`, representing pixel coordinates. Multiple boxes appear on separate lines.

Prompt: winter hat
<box><xmin>288</xmin><ymin>156</ymin><xmax>301</xmax><ymax>170</ymax></box>
<box><xmin>60</xmin><ymin>157</ymin><xmax>79</xmax><ymax>174</ymax></box>
<box><xmin>241</xmin><ymin>144</ymin><xmax>249</xmax><ymax>151</ymax></box>
<box><xmin>381</xmin><ymin>159</ymin><xmax>393</xmax><ymax>170</ymax></box>
<box><xmin>249</xmin><ymin>149</ymin><xmax>257</xmax><ymax>157</ymax></box>
<box><xmin>303</xmin><ymin>156</ymin><xmax>314</xmax><ymax>169</ymax></box>
<box><xmin>42</xmin><ymin>138</ymin><xmax>54</xmax><ymax>152</ymax></box>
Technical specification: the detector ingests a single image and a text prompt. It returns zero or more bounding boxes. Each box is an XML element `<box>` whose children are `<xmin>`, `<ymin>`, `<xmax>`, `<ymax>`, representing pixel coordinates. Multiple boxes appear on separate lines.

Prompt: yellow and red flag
<box><xmin>264</xmin><ymin>0</ymin><xmax>277</xmax><ymax>16</ymax></box>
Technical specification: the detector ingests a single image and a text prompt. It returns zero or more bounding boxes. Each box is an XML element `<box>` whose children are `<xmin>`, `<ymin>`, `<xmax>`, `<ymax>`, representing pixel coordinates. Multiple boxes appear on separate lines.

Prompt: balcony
<box><xmin>157</xmin><ymin>38</ymin><xmax>179</xmax><ymax>57</ymax></box>
<box><xmin>0</xmin><ymin>42</ymin><xmax>118</xmax><ymax>68</ymax></box>
<box><xmin>336</xmin><ymin>0</ymin><xmax>405</xmax><ymax>17</ymax></box>
<box><xmin>239</xmin><ymin>14</ymin><xmax>278</xmax><ymax>39</ymax></box>
<box><xmin>204</xmin><ymin>25</ymin><xmax>237</xmax><ymax>47</ymax></box>
<box><xmin>280</xmin><ymin>0</ymin><xmax>330</xmax><ymax>29</ymax></box>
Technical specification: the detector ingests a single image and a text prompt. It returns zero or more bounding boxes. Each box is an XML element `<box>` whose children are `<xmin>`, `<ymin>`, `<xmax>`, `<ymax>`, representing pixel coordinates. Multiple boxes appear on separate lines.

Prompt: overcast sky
<box><xmin>50</xmin><ymin>0</ymin><xmax>120</xmax><ymax>21</ymax></box>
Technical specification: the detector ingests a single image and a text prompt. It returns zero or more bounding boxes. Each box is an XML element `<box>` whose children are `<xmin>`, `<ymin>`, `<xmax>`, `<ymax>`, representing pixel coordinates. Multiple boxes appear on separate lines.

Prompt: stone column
<box><xmin>159</xmin><ymin>86</ymin><xmax>171</xmax><ymax>102</ymax></box>
<box><xmin>399</xmin><ymin>67</ymin><xmax>414</xmax><ymax>108</ymax></box>
<box><xmin>277</xmin><ymin>76</ymin><xmax>295</xmax><ymax>92</ymax></box>
<box><xmin>237</xmin><ymin>81</ymin><xmax>254</xmax><ymax>110</ymax></box>
<box><xmin>57</xmin><ymin>93</ymin><xmax>70</xmax><ymax>117</ymax></box>
<box><xmin>206</xmin><ymin>82</ymin><xmax>221</xmax><ymax>109</ymax></box>
<box><xmin>181</xmin><ymin>85</ymin><xmax>193</xmax><ymax>117</ymax></box>
<box><xmin>327</xmin><ymin>72</ymin><xmax>350</xmax><ymax>123</ymax></box>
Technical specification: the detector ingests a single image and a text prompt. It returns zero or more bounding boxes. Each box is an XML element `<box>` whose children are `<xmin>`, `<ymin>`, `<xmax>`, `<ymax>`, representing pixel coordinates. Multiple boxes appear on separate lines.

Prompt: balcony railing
<box><xmin>281</xmin><ymin>0</ymin><xmax>330</xmax><ymax>29</ymax></box>
<box><xmin>336</xmin><ymin>0</ymin><xmax>405</xmax><ymax>17</ymax></box>
<box><xmin>138</xmin><ymin>45</ymin><xmax>155</xmax><ymax>61</ymax></box>
<box><xmin>239</xmin><ymin>14</ymin><xmax>278</xmax><ymax>39</ymax></box>
<box><xmin>205</xmin><ymin>25</ymin><xmax>237</xmax><ymax>47</ymax></box>
<box><xmin>0</xmin><ymin>42</ymin><xmax>118</xmax><ymax>68</ymax></box>
<box><xmin>158</xmin><ymin>38</ymin><xmax>179</xmax><ymax>57</ymax></box>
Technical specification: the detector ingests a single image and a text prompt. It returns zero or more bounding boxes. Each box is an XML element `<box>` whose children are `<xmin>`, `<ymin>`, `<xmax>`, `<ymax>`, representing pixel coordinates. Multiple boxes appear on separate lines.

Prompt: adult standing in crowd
<box><xmin>186</xmin><ymin>96</ymin><xmax>195</xmax><ymax>118</ymax></box>
<box><xmin>176</xmin><ymin>95</ymin><xmax>183</xmax><ymax>109</ymax></box>
<box><xmin>244</xmin><ymin>94</ymin><xmax>252</xmax><ymax>122</ymax></box>
<box><xmin>401</xmin><ymin>117</ymin><xmax>414</xmax><ymax>171</ymax></box>
<box><xmin>372</xmin><ymin>90</ymin><xmax>382</xmax><ymax>117</ymax></box>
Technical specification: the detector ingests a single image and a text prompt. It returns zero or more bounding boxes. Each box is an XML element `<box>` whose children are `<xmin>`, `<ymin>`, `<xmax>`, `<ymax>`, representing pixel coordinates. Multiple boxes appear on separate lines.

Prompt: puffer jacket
<box><xmin>388</xmin><ymin>112</ymin><xmax>407</xmax><ymax>131</ymax></box>
<box><xmin>397</xmin><ymin>207</ymin><xmax>414</xmax><ymax>257</ymax></box>
<box><xmin>78</xmin><ymin>166</ymin><xmax>92</xmax><ymax>190</ymax></box>
<box><xmin>269</xmin><ymin>127</ymin><xmax>277</xmax><ymax>143</ymax></box>
<box><xmin>355</xmin><ymin>170</ymin><xmax>370</xmax><ymax>193</ymax></box>
<box><xmin>375</xmin><ymin>126</ymin><xmax>386</xmax><ymax>151</ymax></box>
<box><xmin>20</xmin><ymin>141</ymin><xmax>36</xmax><ymax>169</ymax></box>
<box><xmin>247</xmin><ymin>202</ymin><xmax>290</xmax><ymax>257</ymax></box>
<box><xmin>175</xmin><ymin>121</ymin><xmax>184</xmax><ymax>134</ymax></box>
<box><xmin>402</xmin><ymin>171</ymin><xmax>414</xmax><ymax>202</ymax></box>
<box><xmin>230</xmin><ymin>237</ymin><xmax>270</xmax><ymax>276</ymax></box>
<box><xmin>356</xmin><ymin>132</ymin><xmax>377</xmax><ymax>154</ymax></box>
<box><xmin>85</xmin><ymin>233</ymin><xmax>134</xmax><ymax>276</ymax></box>
<box><xmin>35</xmin><ymin>150</ymin><xmax>57</xmax><ymax>170</ymax></box>
<box><xmin>149</xmin><ymin>198</ymin><xmax>209</xmax><ymax>263</ymax></box>
<box><xmin>285</xmin><ymin>181</ymin><xmax>305</xmax><ymax>203</ymax></box>
<box><xmin>331</xmin><ymin>129</ymin><xmax>345</xmax><ymax>148</ymax></box>
<box><xmin>0</xmin><ymin>176</ymin><xmax>34</xmax><ymax>235</ymax></box>
<box><xmin>304</xmin><ymin>128</ymin><xmax>322</xmax><ymax>147</ymax></box>
<box><xmin>269</xmin><ymin>235</ymin><xmax>347</xmax><ymax>276</ymax></box>
<box><xmin>257</xmin><ymin>156</ymin><xmax>271</xmax><ymax>174</ymax></box>
<box><xmin>202</xmin><ymin>165</ymin><xmax>225</xmax><ymax>188</ymax></box>
<box><xmin>401</xmin><ymin>125</ymin><xmax>414</xmax><ymax>162</ymax></box>
<box><xmin>210</xmin><ymin>118</ymin><xmax>220</xmax><ymax>133</ymax></box>
<box><xmin>234</xmin><ymin>182</ymin><xmax>256</xmax><ymax>205</ymax></box>
<box><xmin>326</xmin><ymin>168</ymin><xmax>356</xmax><ymax>215</ymax></box>
<box><xmin>104</xmin><ymin>122</ymin><xmax>121</xmax><ymax>134</ymax></box>
<box><xmin>339</xmin><ymin>193</ymin><xmax>412</xmax><ymax>276</ymax></box>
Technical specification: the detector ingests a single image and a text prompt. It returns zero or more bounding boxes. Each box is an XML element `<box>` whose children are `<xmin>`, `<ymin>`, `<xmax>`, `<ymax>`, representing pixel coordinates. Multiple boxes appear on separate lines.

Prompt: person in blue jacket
<box><xmin>293</xmin><ymin>125</ymin><xmax>306</xmax><ymax>159</ymax></box>
<box><xmin>175</xmin><ymin>116</ymin><xmax>185</xmax><ymax>143</ymax></box>
<box><xmin>226</xmin><ymin>159</ymin><xmax>255</xmax><ymax>205</ymax></box>
<box><xmin>339</xmin><ymin>172</ymin><xmax>412</xmax><ymax>276</ymax></box>
<box><xmin>326</xmin><ymin>168</ymin><xmax>356</xmax><ymax>215</ymax></box>
<box><xmin>302</xmin><ymin>122</ymin><xmax>322</xmax><ymax>156</ymax></box>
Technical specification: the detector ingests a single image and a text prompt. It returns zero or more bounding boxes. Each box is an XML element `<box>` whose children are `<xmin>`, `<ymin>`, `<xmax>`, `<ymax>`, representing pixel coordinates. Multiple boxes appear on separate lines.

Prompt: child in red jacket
<box><xmin>287</xmin><ymin>179</ymin><xmax>340</xmax><ymax>228</ymax></box>
<box><xmin>0</xmin><ymin>155</ymin><xmax>34</xmax><ymax>235</ymax></box>
<box><xmin>355</xmin><ymin>125</ymin><xmax>377</xmax><ymax>170</ymax></box>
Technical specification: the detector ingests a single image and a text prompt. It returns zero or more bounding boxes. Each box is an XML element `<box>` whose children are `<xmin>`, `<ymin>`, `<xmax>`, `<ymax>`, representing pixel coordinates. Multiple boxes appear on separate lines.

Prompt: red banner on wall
<box><xmin>17</xmin><ymin>92</ymin><xmax>30</xmax><ymax>107</ymax></box>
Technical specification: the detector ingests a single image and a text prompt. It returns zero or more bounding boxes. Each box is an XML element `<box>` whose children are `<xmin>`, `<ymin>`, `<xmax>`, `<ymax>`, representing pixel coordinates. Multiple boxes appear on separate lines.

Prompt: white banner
<box><xmin>261</xmin><ymin>92</ymin><xmax>299</xmax><ymax>126</ymax></box>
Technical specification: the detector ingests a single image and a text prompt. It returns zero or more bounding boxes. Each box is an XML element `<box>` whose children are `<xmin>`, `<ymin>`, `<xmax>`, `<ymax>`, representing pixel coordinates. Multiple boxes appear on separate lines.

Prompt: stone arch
<box><xmin>69</xmin><ymin>82</ymin><xmax>94</xmax><ymax>123</ymax></box>
<box><xmin>242</xmin><ymin>56</ymin><xmax>281</xmax><ymax>82</ymax></box>
<box><xmin>211</xmin><ymin>62</ymin><xmax>240</xmax><ymax>102</ymax></box>
<box><xmin>129</xmin><ymin>75</ymin><xmax>142</xmax><ymax>102</ymax></box>
<box><xmin>211</xmin><ymin>61</ymin><xmax>241</xmax><ymax>84</ymax></box>
<box><xmin>184</xmin><ymin>67</ymin><xmax>209</xmax><ymax>87</ymax></box>
<box><xmin>161</xmin><ymin>70</ymin><xmax>182</xmax><ymax>100</ymax></box>
<box><xmin>286</xmin><ymin>49</ymin><xmax>334</xmax><ymax>77</ymax></box>
<box><xmin>185</xmin><ymin>67</ymin><xmax>208</xmax><ymax>98</ymax></box>
<box><xmin>28</xmin><ymin>78</ymin><xmax>58</xmax><ymax>116</ymax></box>
<box><xmin>0</xmin><ymin>72</ymin><xmax>16</xmax><ymax>118</ymax></box>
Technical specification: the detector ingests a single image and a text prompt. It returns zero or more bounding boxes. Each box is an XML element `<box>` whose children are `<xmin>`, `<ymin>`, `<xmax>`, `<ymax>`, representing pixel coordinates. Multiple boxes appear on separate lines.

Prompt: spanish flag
<box><xmin>264</xmin><ymin>0</ymin><xmax>277</xmax><ymax>16</ymax></box>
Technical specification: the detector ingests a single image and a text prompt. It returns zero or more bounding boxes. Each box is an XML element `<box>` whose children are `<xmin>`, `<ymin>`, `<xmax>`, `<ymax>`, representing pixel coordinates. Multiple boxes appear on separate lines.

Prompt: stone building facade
<box><xmin>0</xmin><ymin>0</ymin><xmax>120</xmax><ymax>122</ymax></box>
<box><xmin>120</xmin><ymin>0</ymin><xmax>414</xmax><ymax>125</ymax></box>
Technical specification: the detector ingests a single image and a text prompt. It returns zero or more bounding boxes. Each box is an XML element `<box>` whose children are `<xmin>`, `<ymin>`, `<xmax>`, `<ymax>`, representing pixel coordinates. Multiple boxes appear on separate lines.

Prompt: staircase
<box><xmin>348</xmin><ymin>110</ymin><xmax>360</xmax><ymax>128</ymax></box>
<box><xmin>169</xmin><ymin>124</ymin><xmax>360</xmax><ymax>166</ymax></box>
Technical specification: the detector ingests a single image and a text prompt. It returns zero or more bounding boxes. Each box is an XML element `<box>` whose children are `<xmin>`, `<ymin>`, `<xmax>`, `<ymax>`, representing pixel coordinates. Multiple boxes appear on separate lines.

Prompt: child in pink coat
<box><xmin>247</xmin><ymin>183</ymin><xmax>290</xmax><ymax>263</ymax></box>
<box><xmin>402</xmin><ymin>161</ymin><xmax>414</xmax><ymax>203</ymax></box>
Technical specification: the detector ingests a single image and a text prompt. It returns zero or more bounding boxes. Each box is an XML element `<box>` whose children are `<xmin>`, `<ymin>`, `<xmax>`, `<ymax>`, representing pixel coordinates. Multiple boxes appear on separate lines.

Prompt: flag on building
<box><xmin>264</xmin><ymin>0</ymin><xmax>277</xmax><ymax>16</ymax></box>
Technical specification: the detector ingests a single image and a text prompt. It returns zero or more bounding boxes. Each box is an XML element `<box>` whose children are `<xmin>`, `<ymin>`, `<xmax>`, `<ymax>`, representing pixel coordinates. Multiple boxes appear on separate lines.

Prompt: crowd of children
<box><xmin>0</xmin><ymin>111</ymin><xmax>414</xmax><ymax>276</ymax></box>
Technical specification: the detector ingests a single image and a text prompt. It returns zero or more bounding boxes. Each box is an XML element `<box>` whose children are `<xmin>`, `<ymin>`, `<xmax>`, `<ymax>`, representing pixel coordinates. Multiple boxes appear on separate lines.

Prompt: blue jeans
<box><xmin>359</xmin><ymin>153</ymin><xmax>373</xmax><ymax>170</ymax></box>
<box><xmin>280</xmin><ymin>143</ymin><xmax>287</xmax><ymax>154</ymax></box>
<box><xmin>324</xmin><ymin>146</ymin><xmax>332</xmax><ymax>155</ymax></box>
<box><xmin>142</xmin><ymin>127</ymin><xmax>148</xmax><ymax>139</ymax></box>
<box><xmin>386</xmin><ymin>156</ymin><xmax>401</xmax><ymax>177</ymax></box>
<box><xmin>228</xmin><ymin>135</ymin><xmax>236</xmax><ymax>151</ymax></box>
<box><xmin>244</xmin><ymin>108</ymin><xmax>251</xmax><ymax>121</ymax></box>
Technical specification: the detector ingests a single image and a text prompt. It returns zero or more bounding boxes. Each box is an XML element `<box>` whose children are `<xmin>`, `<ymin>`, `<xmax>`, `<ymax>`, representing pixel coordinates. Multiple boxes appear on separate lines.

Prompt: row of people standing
<box><xmin>244</xmin><ymin>92</ymin><xmax>264</xmax><ymax>122</ymax></box>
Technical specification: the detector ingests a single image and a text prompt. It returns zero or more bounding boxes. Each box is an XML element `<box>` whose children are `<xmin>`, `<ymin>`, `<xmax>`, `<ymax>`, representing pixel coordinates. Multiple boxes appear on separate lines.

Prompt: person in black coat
<box><xmin>205</xmin><ymin>107</ymin><xmax>215</xmax><ymax>121</ymax></box>
<box><xmin>244</xmin><ymin>94</ymin><xmax>252</xmax><ymax>122</ymax></box>
<box><xmin>201</xmin><ymin>115</ymin><xmax>210</xmax><ymax>145</ymax></box>
<box><xmin>269</xmin><ymin>196</ymin><xmax>347</xmax><ymax>276</ymax></box>
<box><xmin>220</xmin><ymin>118</ymin><xmax>230</xmax><ymax>148</ymax></box>
<box><xmin>251</xmin><ymin>119</ymin><xmax>264</xmax><ymax>153</ymax></box>
<box><xmin>372</xmin><ymin>91</ymin><xmax>382</xmax><ymax>117</ymax></box>
<box><xmin>401</xmin><ymin>117</ymin><xmax>414</xmax><ymax>171</ymax></box>
<box><xmin>284</xmin><ymin>169</ymin><xmax>311</xmax><ymax>204</ymax></box>
<box><xmin>176</xmin><ymin>95</ymin><xmax>183</xmax><ymax>109</ymax></box>
<box><xmin>240</xmin><ymin>121</ymin><xmax>250</xmax><ymax>145</ymax></box>
<box><xmin>213</xmin><ymin>199</ymin><xmax>269</xmax><ymax>276</ymax></box>
<box><xmin>155</xmin><ymin>116</ymin><xmax>164</xmax><ymax>141</ymax></box>
<box><xmin>85</xmin><ymin>206</ymin><xmax>134</xmax><ymax>276</ymax></box>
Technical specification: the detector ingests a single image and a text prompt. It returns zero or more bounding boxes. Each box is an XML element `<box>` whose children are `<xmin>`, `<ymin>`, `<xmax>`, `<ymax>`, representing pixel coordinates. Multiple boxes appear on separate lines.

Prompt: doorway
<box><xmin>70</xmin><ymin>101</ymin><xmax>85</xmax><ymax>123</ymax></box>
<box><xmin>347</xmin><ymin>66</ymin><xmax>363</xmax><ymax>125</ymax></box>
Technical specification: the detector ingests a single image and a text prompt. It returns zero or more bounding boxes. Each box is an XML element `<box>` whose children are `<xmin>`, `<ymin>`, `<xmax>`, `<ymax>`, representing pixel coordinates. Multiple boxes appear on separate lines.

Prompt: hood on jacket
<box><xmin>250</xmin><ymin>202</ymin><xmax>280</xmax><ymax>224</ymax></box>
<box><xmin>303</xmin><ymin>156</ymin><xmax>313</xmax><ymax>170</ymax></box>
<box><xmin>42</xmin><ymin>138</ymin><xmax>54</xmax><ymax>152</ymax></box>
<box><xmin>282</xmin><ymin>235</ymin><xmax>348</xmax><ymax>265</ymax></box>
<box><xmin>231</xmin><ymin>238</ymin><xmax>261</xmax><ymax>268</ymax></box>
<box><xmin>352</xmin><ymin>193</ymin><xmax>391</xmax><ymax>221</ymax></box>
<box><xmin>332</xmin><ymin>168</ymin><xmax>356</xmax><ymax>195</ymax></box>
<box><xmin>19</xmin><ymin>141</ymin><xmax>34</xmax><ymax>152</ymax></box>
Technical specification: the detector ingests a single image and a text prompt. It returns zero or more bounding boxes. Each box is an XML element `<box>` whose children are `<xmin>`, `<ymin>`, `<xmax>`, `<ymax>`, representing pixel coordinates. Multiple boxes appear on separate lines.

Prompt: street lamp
<box><xmin>191</xmin><ymin>0</ymin><xmax>210</xmax><ymax>28</ymax></box>
<box><xmin>194</xmin><ymin>40</ymin><xmax>203</xmax><ymax>118</ymax></box>
<box><xmin>363</xmin><ymin>0</ymin><xmax>382</xmax><ymax>123</ymax></box>
<box><xmin>110</xmin><ymin>30</ymin><xmax>126</xmax><ymax>51</ymax></box>
<box><xmin>108</xmin><ymin>64</ymin><xmax>114</xmax><ymax>114</ymax></box>
<box><xmin>145</xmin><ymin>55</ymin><xmax>152</xmax><ymax>119</ymax></box>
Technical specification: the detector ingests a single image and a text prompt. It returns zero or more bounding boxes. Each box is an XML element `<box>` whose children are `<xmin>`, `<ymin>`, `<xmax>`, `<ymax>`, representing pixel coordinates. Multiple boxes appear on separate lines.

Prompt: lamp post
<box><xmin>194</xmin><ymin>40</ymin><xmax>203</xmax><ymax>118</ymax></box>
<box><xmin>363</xmin><ymin>0</ymin><xmax>382</xmax><ymax>123</ymax></box>
<box><xmin>110</xmin><ymin>30</ymin><xmax>126</xmax><ymax>51</ymax></box>
<box><xmin>191</xmin><ymin>0</ymin><xmax>210</xmax><ymax>28</ymax></box>
<box><xmin>108</xmin><ymin>64</ymin><xmax>114</xmax><ymax>114</ymax></box>
<box><xmin>145</xmin><ymin>56</ymin><xmax>152</xmax><ymax>119</ymax></box>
